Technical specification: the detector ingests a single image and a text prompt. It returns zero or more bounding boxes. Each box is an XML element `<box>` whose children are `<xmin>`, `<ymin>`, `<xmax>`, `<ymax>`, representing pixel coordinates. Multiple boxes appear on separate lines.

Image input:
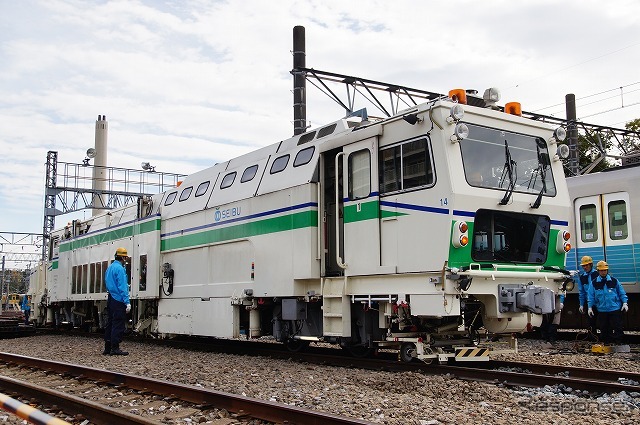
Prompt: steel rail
<box><xmin>0</xmin><ymin>375</ymin><xmax>158</xmax><ymax>425</ymax></box>
<box><xmin>0</xmin><ymin>352</ymin><xmax>374</xmax><ymax>425</ymax></box>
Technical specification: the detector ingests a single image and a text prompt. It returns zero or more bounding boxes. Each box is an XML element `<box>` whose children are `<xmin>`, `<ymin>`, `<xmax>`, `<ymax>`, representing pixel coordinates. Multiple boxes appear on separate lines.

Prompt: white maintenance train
<box><xmin>30</xmin><ymin>89</ymin><xmax>573</xmax><ymax>362</ymax></box>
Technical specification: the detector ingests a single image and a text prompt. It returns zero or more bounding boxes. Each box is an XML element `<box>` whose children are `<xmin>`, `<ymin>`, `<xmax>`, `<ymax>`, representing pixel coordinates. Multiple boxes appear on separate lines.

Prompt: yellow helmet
<box><xmin>596</xmin><ymin>260</ymin><xmax>608</xmax><ymax>271</ymax></box>
<box><xmin>115</xmin><ymin>247</ymin><xmax>128</xmax><ymax>257</ymax></box>
<box><xmin>580</xmin><ymin>256</ymin><xmax>593</xmax><ymax>266</ymax></box>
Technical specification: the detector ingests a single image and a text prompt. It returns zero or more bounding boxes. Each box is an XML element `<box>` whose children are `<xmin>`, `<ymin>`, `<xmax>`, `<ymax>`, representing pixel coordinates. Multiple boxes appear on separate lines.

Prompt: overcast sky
<box><xmin>1</xmin><ymin>0</ymin><xmax>639</xmax><ymax>267</ymax></box>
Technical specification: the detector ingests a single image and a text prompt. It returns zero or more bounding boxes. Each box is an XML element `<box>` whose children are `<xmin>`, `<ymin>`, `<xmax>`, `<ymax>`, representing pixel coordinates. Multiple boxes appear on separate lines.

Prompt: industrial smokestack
<box><xmin>92</xmin><ymin>115</ymin><xmax>108</xmax><ymax>215</ymax></box>
<box><xmin>293</xmin><ymin>25</ymin><xmax>306</xmax><ymax>135</ymax></box>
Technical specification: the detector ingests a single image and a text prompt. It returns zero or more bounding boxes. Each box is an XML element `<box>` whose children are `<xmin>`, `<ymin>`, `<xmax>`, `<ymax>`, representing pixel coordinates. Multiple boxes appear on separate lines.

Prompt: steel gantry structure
<box><xmin>42</xmin><ymin>151</ymin><xmax>187</xmax><ymax>261</ymax></box>
<box><xmin>292</xmin><ymin>67</ymin><xmax>640</xmax><ymax>176</ymax></box>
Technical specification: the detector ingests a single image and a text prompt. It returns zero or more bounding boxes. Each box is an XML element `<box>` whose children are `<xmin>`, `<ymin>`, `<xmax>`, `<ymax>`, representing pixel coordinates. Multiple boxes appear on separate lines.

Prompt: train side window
<box><xmin>380</xmin><ymin>146</ymin><xmax>401</xmax><ymax>193</ymax></box>
<box><xmin>164</xmin><ymin>192</ymin><xmax>177</xmax><ymax>206</ymax></box>
<box><xmin>96</xmin><ymin>262</ymin><xmax>103</xmax><ymax>293</ymax></box>
<box><xmin>294</xmin><ymin>146</ymin><xmax>315</xmax><ymax>167</ymax></box>
<box><xmin>101</xmin><ymin>261</ymin><xmax>109</xmax><ymax>292</ymax></box>
<box><xmin>348</xmin><ymin>149</ymin><xmax>371</xmax><ymax>200</ymax></box>
<box><xmin>379</xmin><ymin>137</ymin><xmax>434</xmax><ymax>194</ymax></box>
<box><xmin>579</xmin><ymin>204</ymin><xmax>598</xmax><ymax>242</ymax></box>
<box><xmin>220</xmin><ymin>172</ymin><xmax>237</xmax><ymax>189</ymax></box>
<box><xmin>403</xmin><ymin>138</ymin><xmax>432</xmax><ymax>189</ymax></box>
<box><xmin>72</xmin><ymin>265</ymin><xmax>77</xmax><ymax>294</ymax></box>
<box><xmin>81</xmin><ymin>264</ymin><xmax>88</xmax><ymax>294</ymax></box>
<box><xmin>608</xmin><ymin>200</ymin><xmax>628</xmax><ymax>240</ymax></box>
<box><xmin>89</xmin><ymin>263</ymin><xmax>96</xmax><ymax>293</ymax></box>
<box><xmin>179</xmin><ymin>186</ymin><xmax>193</xmax><ymax>201</ymax></box>
<box><xmin>270</xmin><ymin>154</ymin><xmax>290</xmax><ymax>174</ymax></box>
<box><xmin>195</xmin><ymin>181</ymin><xmax>210</xmax><ymax>197</ymax></box>
<box><xmin>139</xmin><ymin>254</ymin><xmax>147</xmax><ymax>291</ymax></box>
<box><xmin>241</xmin><ymin>165</ymin><xmax>259</xmax><ymax>183</ymax></box>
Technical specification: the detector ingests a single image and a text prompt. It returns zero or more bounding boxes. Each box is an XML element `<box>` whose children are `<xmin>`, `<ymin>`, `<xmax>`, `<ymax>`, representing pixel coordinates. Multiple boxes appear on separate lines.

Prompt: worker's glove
<box><xmin>558</xmin><ymin>303</ymin><xmax>564</xmax><ymax>310</ymax></box>
<box><xmin>126</xmin><ymin>303</ymin><xmax>131</xmax><ymax>313</ymax></box>
<box><xmin>588</xmin><ymin>307</ymin><xmax>594</xmax><ymax>317</ymax></box>
<box><xmin>578</xmin><ymin>305</ymin><xmax>584</xmax><ymax>314</ymax></box>
<box><xmin>621</xmin><ymin>303</ymin><xmax>629</xmax><ymax>312</ymax></box>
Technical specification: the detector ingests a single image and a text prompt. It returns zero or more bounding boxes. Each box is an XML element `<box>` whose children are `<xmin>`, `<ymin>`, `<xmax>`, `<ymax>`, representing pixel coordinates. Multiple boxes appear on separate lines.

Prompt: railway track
<box><xmin>142</xmin><ymin>336</ymin><xmax>640</xmax><ymax>395</ymax></box>
<box><xmin>0</xmin><ymin>352</ymin><xmax>374</xmax><ymax>425</ymax></box>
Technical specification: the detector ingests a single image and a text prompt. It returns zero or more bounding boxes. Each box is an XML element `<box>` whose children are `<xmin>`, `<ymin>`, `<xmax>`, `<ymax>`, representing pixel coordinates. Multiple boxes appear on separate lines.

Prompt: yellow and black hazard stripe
<box><xmin>0</xmin><ymin>392</ymin><xmax>70</xmax><ymax>425</ymax></box>
<box><xmin>455</xmin><ymin>347</ymin><xmax>490</xmax><ymax>358</ymax></box>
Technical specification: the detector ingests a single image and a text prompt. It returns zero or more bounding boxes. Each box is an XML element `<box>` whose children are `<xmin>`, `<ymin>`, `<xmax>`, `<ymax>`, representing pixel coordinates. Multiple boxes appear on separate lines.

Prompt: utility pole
<box><xmin>565</xmin><ymin>94</ymin><xmax>579</xmax><ymax>176</ymax></box>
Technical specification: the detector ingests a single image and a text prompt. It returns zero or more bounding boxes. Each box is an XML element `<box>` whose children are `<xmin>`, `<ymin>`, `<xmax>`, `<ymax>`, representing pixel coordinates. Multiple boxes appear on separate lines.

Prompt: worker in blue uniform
<box><xmin>587</xmin><ymin>260</ymin><xmax>629</xmax><ymax>345</ymax></box>
<box><xmin>577</xmin><ymin>255</ymin><xmax>599</xmax><ymax>335</ymax></box>
<box><xmin>104</xmin><ymin>247</ymin><xmax>131</xmax><ymax>355</ymax></box>
<box><xmin>21</xmin><ymin>295</ymin><xmax>31</xmax><ymax>325</ymax></box>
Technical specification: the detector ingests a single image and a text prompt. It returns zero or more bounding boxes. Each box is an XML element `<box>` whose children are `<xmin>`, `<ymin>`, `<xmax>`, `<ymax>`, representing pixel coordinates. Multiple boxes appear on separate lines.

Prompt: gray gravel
<box><xmin>0</xmin><ymin>335</ymin><xmax>638</xmax><ymax>424</ymax></box>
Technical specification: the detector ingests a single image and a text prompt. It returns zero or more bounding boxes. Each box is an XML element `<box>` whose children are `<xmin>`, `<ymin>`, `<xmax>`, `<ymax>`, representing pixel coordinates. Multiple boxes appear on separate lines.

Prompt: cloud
<box><xmin>0</xmin><ymin>0</ymin><xmax>639</xmax><ymax>268</ymax></box>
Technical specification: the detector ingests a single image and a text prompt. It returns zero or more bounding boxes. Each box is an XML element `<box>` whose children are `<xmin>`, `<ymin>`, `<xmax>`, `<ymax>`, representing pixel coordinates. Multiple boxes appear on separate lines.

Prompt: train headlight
<box><xmin>450</xmin><ymin>123</ymin><xmax>469</xmax><ymax>143</ymax></box>
<box><xmin>446</xmin><ymin>104</ymin><xmax>465</xmax><ymax>123</ymax></box>
<box><xmin>556</xmin><ymin>144</ymin><xmax>570</xmax><ymax>160</ymax></box>
<box><xmin>452</xmin><ymin>220</ymin><xmax>469</xmax><ymax>248</ymax></box>
<box><xmin>553</xmin><ymin>127</ymin><xmax>567</xmax><ymax>142</ymax></box>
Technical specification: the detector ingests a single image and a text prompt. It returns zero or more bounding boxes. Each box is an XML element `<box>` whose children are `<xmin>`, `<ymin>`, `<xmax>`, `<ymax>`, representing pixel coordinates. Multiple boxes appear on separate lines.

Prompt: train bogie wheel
<box><xmin>399</xmin><ymin>342</ymin><xmax>416</xmax><ymax>363</ymax></box>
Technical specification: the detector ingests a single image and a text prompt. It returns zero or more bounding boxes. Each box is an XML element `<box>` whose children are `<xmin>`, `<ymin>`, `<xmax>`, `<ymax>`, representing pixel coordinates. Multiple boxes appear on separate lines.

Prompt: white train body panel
<box><xmin>34</xmin><ymin>95</ymin><xmax>573</xmax><ymax>349</ymax></box>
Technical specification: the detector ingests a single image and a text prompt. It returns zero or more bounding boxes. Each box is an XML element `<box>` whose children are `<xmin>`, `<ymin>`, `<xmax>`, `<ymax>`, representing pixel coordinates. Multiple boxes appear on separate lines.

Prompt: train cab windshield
<box><xmin>460</xmin><ymin>124</ymin><xmax>556</xmax><ymax>197</ymax></box>
<box><xmin>472</xmin><ymin>209</ymin><xmax>550</xmax><ymax>263</ymax></box>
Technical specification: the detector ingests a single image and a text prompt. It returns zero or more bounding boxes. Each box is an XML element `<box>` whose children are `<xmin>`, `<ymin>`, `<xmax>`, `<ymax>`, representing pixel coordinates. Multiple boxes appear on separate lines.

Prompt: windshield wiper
<box><xmin>531</xmin><ymin>142</ymin><xmax>548</xmax><ymax>209</ymax></box>
<box><xmin>498</xmin><ymin>140</ymin><xmax>517</xmax><ymax>205</ymax></box>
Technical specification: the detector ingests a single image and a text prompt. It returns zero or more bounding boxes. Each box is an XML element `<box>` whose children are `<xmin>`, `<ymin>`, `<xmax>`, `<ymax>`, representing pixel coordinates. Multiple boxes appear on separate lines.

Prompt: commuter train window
<box><xmin>179</xmin><ymin>186</ymin><xmax>193</xmax><ymax>201</ymax></box>
<box><xmin>241</xmin><ymin>165</ymin><xmax>259</xmax><ymax>183</ymax></box>
<box><xmin>270</xmin><ymin>154</ymin><xmax>290</xmax><ymax>174</ymax></box>
<box><xmin>220</xmin><ymin>172</ymin><xmax>237</xmax><ymax>189</ymax></box>
<box><xmin>348</xmin><ymin>149</ymin><xmax>371</xmax><ymax>200</ymax></box>
<box><xmin>164</xmin><ymin>191</ymin><xmax>177</xmax><ymax>206</ymax></box>
<box><xmin>195</xmin><ymin>181</ymin><xmax>210</xmax><ymax>197</ymax></box>
<box><xmin>608</xmin><ymin>200</ymin><xmax>628</xmax><ymax>240</ymax></box>
<box><xmin>579</xmin><ymin>204</ymin><xmax>598</xmax><ymax>242</ymax></box>
<box><xmin>293</xmin><ymin>146</ymin><xmax>315</xmax><ymax>167</ymax></box>
<box><xmin>379</xmin><ymin>137</ymin><xmax>434</xmax><ymax>194</ymax></box>
<box><xmin>96</xmin><ymin>262</ymin><xmax>103</xmax><ymax>293</ymax></box>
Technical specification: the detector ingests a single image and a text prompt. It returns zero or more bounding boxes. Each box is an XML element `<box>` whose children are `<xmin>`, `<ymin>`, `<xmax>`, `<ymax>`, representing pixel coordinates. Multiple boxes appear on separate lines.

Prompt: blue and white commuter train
<box><xmin>564</xmin><ymin>163</ymin><xmax>640</xmax><ymax>329</ymax></box>
<box><xmin>29</xmin><ymin>89</ymin><xmax>574</xmax><ymax>362</ymax></box>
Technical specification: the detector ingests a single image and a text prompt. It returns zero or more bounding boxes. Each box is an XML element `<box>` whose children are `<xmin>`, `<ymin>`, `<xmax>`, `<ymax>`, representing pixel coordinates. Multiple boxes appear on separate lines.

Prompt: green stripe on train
<box><xmin>59</xmin><ymin>218</ymin><xmax>161</xmax><ymax>252</ymax></box>
<box><xmin>344</xmin><ymin>200</ymin><xmax>408</xmax><ymax>222</ymax></box>
<box><xmin>161</xmin><ymin>210</ymin><xmax>318</xmax><ymax>251</ymax></box>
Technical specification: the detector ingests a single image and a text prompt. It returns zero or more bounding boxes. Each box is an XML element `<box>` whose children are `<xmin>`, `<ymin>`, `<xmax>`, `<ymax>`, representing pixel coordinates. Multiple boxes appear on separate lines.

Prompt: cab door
<box><xmin>341</xmin><ymin>137</ymin><xmax>393</xmax><ymax>276</ymax></box>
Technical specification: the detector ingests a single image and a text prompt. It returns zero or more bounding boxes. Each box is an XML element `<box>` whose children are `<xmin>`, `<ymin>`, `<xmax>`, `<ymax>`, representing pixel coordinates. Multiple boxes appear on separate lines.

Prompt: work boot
<box><xmin>102</xmin><ymin>342</ymin><xmax>111</xmax><ymax>355</ymax></box>
<box><xmin>110</xmin><ymin>344</ymin><xmax>128</xmax><ymax>356</ymax></box>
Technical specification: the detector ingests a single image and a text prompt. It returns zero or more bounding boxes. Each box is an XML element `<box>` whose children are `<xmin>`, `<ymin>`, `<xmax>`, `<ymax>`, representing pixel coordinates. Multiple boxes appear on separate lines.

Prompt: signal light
<box><xmin>452</xmin><ymin>220</ymin><xmax>469</xmax><ymax>248</ymax></box>
<box><xmin>449</xmin><ymin>89</ymin><xmax>467</xmax><ymax>105</ymax></box>
<box><xmin>504</xmin><ymin>102</ymin><xmax>522</xmax><ymax>116</ymax></box>
<box><xmin>564</xmin><ymin>243</ymin><xmax>571</xmax><ymax>252</ymax></box>
<box><xmin>562</xmin><ymin>231</ymin><xmax>571</xmax><ymax>241</ymax></box>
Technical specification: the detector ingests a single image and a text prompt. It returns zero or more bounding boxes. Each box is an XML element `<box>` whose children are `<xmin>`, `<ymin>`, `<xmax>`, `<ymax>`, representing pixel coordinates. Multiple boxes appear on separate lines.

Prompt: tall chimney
<box><xmin>92</xmin><ymin>115</ymin><xmax>108</xmax><ymax>215</ymax></box>
<box><xmin>293</xmin><ymin>26</ymin><xmax>306</xmax><ymax>135</ymax></box>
